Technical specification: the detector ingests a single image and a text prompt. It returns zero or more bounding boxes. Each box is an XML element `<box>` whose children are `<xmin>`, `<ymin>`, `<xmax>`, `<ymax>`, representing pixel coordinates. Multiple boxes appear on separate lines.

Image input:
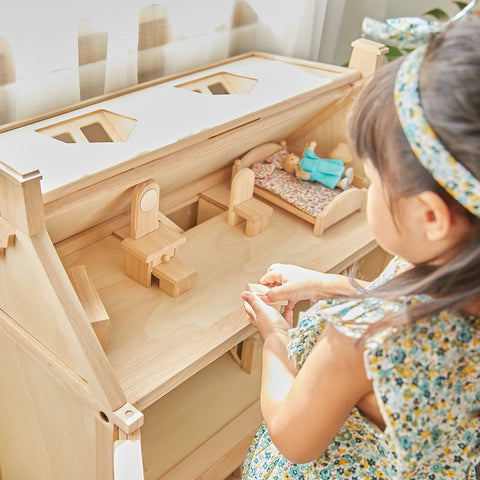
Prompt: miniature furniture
<box><xmin>120</xmin><ymin>179</ymin><xmax>197</xmax><ymax>295</ymax></box>
<box><xmin>0</xmin><ymin>39</ymin><xmax>388</xmax><ymax>480</ymax></box>
<box><xmin>227</xmin><ymin>168</ymin><xmax>273</xmax><ymax>236</ymax></box>
<box><xmin>232</xmin><ymin>141</ymin><xmax>368</xmax><ymax>236</ymax></box>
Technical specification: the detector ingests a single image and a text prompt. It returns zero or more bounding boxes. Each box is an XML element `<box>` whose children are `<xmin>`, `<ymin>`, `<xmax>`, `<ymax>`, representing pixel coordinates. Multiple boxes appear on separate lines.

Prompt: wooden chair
<box><xmin>121</xmin><ymin>179</ymin><xmax>197</xmax><ymax>295</ymax></box>
<box><xmin>227</xmin><ymin>168</ymin><xmax>273</xmax><ymax>236</ymax></box>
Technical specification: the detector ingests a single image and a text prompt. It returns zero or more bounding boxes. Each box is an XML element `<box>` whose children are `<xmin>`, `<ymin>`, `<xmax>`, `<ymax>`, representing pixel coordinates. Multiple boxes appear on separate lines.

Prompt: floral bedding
<box><xmin>251</xmin><ymin>148</ymin><xmax>341</xmax><ymax>217</ymax></box>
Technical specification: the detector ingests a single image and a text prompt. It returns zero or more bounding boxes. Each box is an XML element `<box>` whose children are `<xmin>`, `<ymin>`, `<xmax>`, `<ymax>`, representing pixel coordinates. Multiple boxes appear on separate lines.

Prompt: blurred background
<box><xmin>0</xmin><ymin>0</ymin><xmax>470</xmax><ymax>127</ymax></box>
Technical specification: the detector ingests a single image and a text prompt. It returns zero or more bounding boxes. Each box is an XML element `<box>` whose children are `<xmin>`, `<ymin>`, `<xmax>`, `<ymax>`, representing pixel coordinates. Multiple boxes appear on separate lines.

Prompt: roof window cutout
<box><xmin>80</xmin><ymin>122</ymin><xmax>113</xmax><ymax>142</ymax></box>
<box><xmin>176</xmin><ymin>72</ymin><xmax>257</xmax><ymax>95</ymax></box>
<box><xmin>36</xmin><ymin>109</ymin><xmax>137</xmax><ymax>143</ymax></box>
<box><xmin>53</xmin><ymin>132</ymin><xmax>76</xmax><ymax>143</ymax></box>
<box><xmin>207</xmin><ymin>82</ymin><xmax>229</xmax><ymax>95</ymax></box>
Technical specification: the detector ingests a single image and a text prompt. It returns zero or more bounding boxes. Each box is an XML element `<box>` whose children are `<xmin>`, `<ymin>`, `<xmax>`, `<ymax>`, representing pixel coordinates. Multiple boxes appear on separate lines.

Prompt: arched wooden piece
<box><xmin>0</xmin><ymin>218</ymin><xmax>15</xmax><ymax>258</ymax></box>
<box><xmin>130</xmin><ymin>180</ymin><xmax>160</xmax><ymax>240</ymax></box>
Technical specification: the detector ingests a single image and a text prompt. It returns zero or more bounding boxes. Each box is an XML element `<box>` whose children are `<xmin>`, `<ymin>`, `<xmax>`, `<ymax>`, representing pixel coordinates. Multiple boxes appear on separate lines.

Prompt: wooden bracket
<box><xmin>230</xmin><ymin>333</ymin><xmax>262</xmax><ymax>374</ymax></box>
<box><xmin>0</xmin><ymin>218</ymin><xmax>15</xmax><ymax>258</ymax></box>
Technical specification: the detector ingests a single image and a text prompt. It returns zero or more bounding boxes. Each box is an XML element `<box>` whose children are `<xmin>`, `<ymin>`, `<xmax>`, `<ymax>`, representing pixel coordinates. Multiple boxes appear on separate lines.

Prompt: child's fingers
<box><xmin>260</xmin><ymin>264</ymin><xmax>286</xmax><ymax>285</ymax></box>
<box><xmin>284</xmin><ymin>303</ymin><xmax>295</xmax><ymax>327</ymax></box>
<box><xmin>242</xmin><ymin>298</ymin><xmax>256</xmax><ymax>323</ymax></box>
<box><xmin>264</xmin><ymin>285</ymin><xmax>296</xmax><ymax>305</ymax></box>
<box><xmin>242</xmin><ymin>291</ymin><xmax>264</xmax><ymax>309</ymax></box>
<box><xmin>241</xmin><ymin>291</ymin><xmax>266</xmax><ymax>325</ymax></box>
<box><xmin>259</xmin><ymin>272</ymin><xmax>282</xmax><ymax>286</ymax></box>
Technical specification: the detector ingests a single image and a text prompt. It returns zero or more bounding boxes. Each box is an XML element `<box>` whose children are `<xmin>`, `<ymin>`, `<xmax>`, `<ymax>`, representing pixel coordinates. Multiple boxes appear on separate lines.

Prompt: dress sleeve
<box><xmin>366</xmin><ymin>255</ymin><xmax>410</xmax><ymax>290</ymax></box>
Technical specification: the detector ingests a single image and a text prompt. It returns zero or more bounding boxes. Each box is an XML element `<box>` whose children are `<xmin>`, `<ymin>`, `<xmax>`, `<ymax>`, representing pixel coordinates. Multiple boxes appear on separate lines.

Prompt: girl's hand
<box><xmin>260</xmin><ymin>263</ymin><xmax>323</xmax><ymax>300</ymax></box>
<box><xmin>241</xmin><ymin>291</ymin><xmax>292</xmax><ymax>340</ymax></box>
<box><xmin>260</xmin><ymin>264</ymin><xmax>363</xmax><ymax>323</ymax></box>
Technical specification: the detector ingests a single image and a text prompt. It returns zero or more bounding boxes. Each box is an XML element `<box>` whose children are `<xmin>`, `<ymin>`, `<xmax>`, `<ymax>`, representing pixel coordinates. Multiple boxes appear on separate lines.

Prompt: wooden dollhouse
<box><xmin>0</xmin><ymin>39</ymin><xmax>388</xmax><ymax>480</ymax></box>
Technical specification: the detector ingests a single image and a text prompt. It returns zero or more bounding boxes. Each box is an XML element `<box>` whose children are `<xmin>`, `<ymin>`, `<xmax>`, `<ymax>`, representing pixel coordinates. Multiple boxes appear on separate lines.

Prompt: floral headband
<box><xmin>394</xmin><ymin>45</ymin><xmax>480</xmax><ymax>217</ymax></box>
<box><xmin>362</xmin><ymin>0</ymin><xmax>478</xmax><ymax>50</ymax></box>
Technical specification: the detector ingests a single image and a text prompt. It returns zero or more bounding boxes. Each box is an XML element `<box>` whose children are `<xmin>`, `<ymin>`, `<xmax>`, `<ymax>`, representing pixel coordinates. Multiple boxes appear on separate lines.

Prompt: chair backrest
<box><xmin>130</xmin><ymin>179</ymin><xmax>160</xmax><ymax>239</ymax></box>
<box><xmin>229</xmin><ymin>168</ymin><xmax>255</xmax><ymax>208</ymax></box>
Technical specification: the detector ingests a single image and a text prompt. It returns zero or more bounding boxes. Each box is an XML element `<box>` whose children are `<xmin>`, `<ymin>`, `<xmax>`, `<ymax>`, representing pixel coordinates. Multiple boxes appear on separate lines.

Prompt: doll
<box><xmin>282</xmin><ymin>141</ymin><xmax>353</xmax><ymax>190</ymax></box>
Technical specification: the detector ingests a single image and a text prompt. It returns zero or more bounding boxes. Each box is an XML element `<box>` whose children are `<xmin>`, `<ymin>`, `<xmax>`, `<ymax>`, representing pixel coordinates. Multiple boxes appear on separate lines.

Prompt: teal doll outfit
<box><xmin>300</xmin><ymin>148</ymin><xmax>345</xmax><ymax>189</ymax></box>
<box><xmin>242</xmin><ymin>256</ymin><xmax>480</xmax><ymax>479</ymax></box>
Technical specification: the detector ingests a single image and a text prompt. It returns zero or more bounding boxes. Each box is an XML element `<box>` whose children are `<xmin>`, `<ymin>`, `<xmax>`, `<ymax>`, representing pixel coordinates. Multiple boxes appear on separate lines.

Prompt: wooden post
<box><xmin>348</xmin><ymin>38</ymin><xmax>389</xmax><ymax>78</ymax></box>
<box><xmin>0</xmin><ymin>166</ymin><xmax>45</xmax><ymax>236</ymax></box>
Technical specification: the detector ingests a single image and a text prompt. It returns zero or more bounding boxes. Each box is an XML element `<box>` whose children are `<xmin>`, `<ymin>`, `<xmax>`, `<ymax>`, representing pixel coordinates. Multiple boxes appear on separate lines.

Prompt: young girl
<box><xmin>241</xmin><ymin>21</ymin><xmax>480</xmax><ymax>479</ymax></box>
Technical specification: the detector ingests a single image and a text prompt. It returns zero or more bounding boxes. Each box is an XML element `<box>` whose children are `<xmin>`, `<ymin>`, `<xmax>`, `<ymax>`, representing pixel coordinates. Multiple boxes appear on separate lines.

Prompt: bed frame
<box><xmin>232</xmin><ymin>142</ymin><xmax>368</xmax><ymax>236</ymax></box>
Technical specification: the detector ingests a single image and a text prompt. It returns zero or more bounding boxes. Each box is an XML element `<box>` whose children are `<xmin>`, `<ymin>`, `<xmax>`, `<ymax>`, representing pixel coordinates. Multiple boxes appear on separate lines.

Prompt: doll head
<box><xmin>282</xmin><ymin>153</ymin><xmax>300</xmax><ymax>174</ymax></box>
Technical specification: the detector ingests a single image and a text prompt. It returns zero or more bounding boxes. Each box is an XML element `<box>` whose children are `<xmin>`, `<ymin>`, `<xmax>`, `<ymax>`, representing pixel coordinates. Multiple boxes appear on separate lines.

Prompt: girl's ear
<box><xmin>416</xmin><ymin>191</ymin><xmax>452</xmax><ymax>242</ymax></box>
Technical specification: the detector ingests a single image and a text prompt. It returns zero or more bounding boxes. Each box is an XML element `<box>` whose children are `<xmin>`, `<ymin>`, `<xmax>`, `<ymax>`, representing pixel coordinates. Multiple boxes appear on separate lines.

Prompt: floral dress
<box><xmin>242</xmin><ymin>257</ymin><xmax>480</xmax><ymax>479</ymax></box>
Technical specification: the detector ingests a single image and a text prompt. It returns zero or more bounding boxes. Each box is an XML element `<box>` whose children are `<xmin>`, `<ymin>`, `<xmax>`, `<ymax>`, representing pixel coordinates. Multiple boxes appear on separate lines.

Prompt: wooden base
<box><xmin>125</xmin><ymin>253</ymin><xmax>154</xmax><ymax>287</ymax></box>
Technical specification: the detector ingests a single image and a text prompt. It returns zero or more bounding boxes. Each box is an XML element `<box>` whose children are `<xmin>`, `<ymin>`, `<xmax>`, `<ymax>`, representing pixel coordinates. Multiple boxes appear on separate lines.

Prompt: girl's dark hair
<box><xmin>346</xmin><ymin>20</ymin><xmax>480</xmax><ymax>330</ymax></box>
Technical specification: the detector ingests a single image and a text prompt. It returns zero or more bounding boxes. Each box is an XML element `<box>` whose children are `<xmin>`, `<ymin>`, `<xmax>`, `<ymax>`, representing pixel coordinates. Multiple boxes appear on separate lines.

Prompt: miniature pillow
<box><xmin>252</xmin><ymin>162</ymin><xmax>275</xmax><ymax>179</ymax></box>
<box><xmin>264</xmin><ymin>148</ymin><xmax>288</xmax><ymax>169</ymax></box>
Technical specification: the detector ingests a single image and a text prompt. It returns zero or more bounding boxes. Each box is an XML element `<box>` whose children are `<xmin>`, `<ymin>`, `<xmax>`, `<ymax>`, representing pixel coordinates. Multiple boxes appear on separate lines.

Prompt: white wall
<box><xmin>322</xmin><ymin>0</ymin><xmax>459</xmax><ymax>65</ymax></box>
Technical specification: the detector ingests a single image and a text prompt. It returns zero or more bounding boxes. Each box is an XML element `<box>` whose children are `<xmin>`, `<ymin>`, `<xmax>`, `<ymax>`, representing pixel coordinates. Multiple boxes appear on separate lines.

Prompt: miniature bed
<box><xmin>232</xmin><ymin>142</ymin><xmax>367</xmax><ymax>236</ymax></box>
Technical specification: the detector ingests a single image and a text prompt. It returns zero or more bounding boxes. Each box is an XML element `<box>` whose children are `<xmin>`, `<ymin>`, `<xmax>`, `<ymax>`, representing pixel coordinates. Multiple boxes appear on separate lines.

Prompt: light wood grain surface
<box><xmin>61</xmin><ymin>207</ymin><xmax>375</xmax><ymax>411</ymax></box>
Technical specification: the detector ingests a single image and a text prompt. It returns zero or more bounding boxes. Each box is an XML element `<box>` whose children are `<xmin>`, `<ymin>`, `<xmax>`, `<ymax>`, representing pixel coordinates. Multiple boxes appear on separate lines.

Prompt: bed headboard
<box><xmin>232</xmin><ymin>141</ymin><xmax>286</xmax><ymax>179</ymax></box>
